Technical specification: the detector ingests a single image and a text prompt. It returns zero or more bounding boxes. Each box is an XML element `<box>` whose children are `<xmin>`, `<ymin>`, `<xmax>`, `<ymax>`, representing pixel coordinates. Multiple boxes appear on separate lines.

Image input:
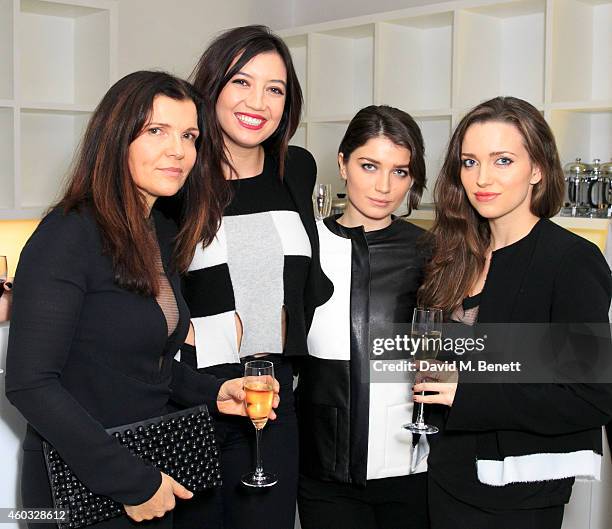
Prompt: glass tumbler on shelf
<box><xmin>241</xmin><ymin>359</ymin><xmax>278</xmax><ymax>488</ymax></box>
<box><xmin>313</xmin><ymin>183</ymin><xmax>332</xmax><ymax>220</ymax></box>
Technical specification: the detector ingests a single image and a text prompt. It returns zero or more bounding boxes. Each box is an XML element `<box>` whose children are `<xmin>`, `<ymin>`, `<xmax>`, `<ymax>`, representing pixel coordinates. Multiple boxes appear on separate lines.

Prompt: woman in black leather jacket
<box><xmin>297</xmin><ymin>105</ymin><xmax>431</xmax><ymax>529</ymax></box>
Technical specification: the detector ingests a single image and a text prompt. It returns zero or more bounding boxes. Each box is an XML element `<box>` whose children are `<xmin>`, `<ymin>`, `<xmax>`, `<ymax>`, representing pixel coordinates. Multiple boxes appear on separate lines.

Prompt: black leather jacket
<box><xmin>296</xmin><ymin>215</ymin><xmax>429</xmax><ymax>486</ymax></box>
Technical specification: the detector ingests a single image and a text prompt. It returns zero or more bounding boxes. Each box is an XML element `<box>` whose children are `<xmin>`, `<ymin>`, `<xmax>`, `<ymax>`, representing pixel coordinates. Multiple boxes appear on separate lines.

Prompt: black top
<box><xmin>178</xmin><ymin>146</ymin><xmax>333</xmax><ymax>370</ymax></box>
<box><xmin>5</xmin><ymin>208</ymin><xmax>225</xmax><ymax>505</ymax></box>
<box><xmin>428</xmin><ymin>219</ymin><xmax>612</xmax><ymax>510</ymax></box>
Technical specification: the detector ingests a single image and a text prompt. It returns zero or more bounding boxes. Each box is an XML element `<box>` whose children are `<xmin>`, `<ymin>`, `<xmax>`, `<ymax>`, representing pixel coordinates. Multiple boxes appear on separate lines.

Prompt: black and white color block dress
<box><xmin>172</xmin><ymin>146</ymin><xmax>333</xmax><ymax>529</ymax></box>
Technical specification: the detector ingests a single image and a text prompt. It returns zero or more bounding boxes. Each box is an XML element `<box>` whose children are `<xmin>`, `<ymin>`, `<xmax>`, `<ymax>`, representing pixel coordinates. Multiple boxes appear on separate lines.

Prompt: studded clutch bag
<box><xmin>42</xmin><ymin>405</ymin><xmax>222</xmax><ymax>529</ymax></box>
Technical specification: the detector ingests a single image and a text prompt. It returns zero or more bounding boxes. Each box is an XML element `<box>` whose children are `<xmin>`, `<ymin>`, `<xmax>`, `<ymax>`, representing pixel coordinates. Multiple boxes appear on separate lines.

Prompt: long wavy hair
<box><xmin>189</xmin><ymin>25</ymin><xmax>303</xmax><ymax>212</ymax></box>
<box><xmin>338</xmin><ymin>105</ymin><xmax>426</xmax><ymax>215</ymax></box>
<box><xmin>418</xmin><ymin>96</ymin><xmax>565</xmax><ymax>311</ymax></box>
<box><xmin>57</xmin><ymin>71</ymin><xmax>211</xmax><ymax>296</ymax></box>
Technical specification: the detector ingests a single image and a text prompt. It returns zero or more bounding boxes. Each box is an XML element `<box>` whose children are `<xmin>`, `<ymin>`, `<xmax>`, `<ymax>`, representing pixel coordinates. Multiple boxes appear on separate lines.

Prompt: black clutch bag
<box><xmin>42</xmin><ymin>405</ymin><xmax>222</xmax><ymax>529</ymax></box>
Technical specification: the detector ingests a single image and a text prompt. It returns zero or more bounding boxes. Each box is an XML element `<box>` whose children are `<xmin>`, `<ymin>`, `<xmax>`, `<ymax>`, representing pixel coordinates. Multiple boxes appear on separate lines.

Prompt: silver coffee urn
<box><xmin>562</xmin><ymin>158</ymin><xmax>590</xmax><ymax>216</ymax></box>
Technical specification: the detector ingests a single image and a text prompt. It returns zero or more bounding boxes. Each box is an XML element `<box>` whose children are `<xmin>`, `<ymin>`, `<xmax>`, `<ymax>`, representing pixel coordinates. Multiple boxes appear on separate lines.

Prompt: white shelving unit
<box><xmin>0</xmin><ymin>0</ymin><xmax>117</xmax><ymax>220</ymax></box>
<box><xmin>279</xmin><ymin>0</ymin><xmax>612</xmax><ymax>211</ymax></box>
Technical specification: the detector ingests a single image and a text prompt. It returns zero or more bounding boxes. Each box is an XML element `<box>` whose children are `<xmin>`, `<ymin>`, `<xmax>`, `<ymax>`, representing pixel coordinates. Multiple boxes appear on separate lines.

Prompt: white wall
<box><xmin>116</xmin><ymin>0</ymin><xmax>294</xmax><ymax>78</ymax></box>
<box><xmin>290</xmin><ymin>0</ymin><xmax>439</xmax><ymax>27</ymax></box>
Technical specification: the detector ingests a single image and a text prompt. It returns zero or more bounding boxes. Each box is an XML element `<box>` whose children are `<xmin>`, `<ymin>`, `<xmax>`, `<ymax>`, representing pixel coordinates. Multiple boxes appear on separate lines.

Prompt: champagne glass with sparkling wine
<box><xmin>241</xmin><ymin>359</ymin><xmax>278</xmax><ymax>487</ymax></box>
<box><xmin>403</xmin><ymin>307</ymin><xmax>443</xmax><ymax>435</ymax></box>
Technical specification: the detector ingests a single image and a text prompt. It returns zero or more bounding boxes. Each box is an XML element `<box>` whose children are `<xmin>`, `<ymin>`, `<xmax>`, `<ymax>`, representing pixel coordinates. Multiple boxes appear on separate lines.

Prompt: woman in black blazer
<box><xmin>416</xmin><ymin>96</ymin><xmax>612</xmax><ymax>529</ymax></box>
<box><xmin>5</xmin><ymin>71</ymin><xmax>276</xmax><ymax>529</ymax></box>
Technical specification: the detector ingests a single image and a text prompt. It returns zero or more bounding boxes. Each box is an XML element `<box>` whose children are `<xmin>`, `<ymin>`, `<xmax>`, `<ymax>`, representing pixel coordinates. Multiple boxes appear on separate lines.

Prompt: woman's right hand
<box><xmin>0</xmin><ymin>279</ymin><xmax>13</xmax><ymax>322</ymax></box>
<box><xmin>124</xmin><ymin>472</ymin><xmax>193</xmax><ymax>522</ymax></box>
<box><xmin>217</xmin><ymin>377</ymin><xmax>280</xmax><ymax>418</ymax></box>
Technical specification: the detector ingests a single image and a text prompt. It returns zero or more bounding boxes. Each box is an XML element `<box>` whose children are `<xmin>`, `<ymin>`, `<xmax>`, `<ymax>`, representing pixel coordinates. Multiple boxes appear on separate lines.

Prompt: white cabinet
<box><xmin>280</xmin><ymin>0</ymin><xmax>612</xmax><ymax>209</ymax></box>
<box><xmin>0</xmin><ymin>0</ymin><xmax>117</xmax><ymax>220</ymax></box>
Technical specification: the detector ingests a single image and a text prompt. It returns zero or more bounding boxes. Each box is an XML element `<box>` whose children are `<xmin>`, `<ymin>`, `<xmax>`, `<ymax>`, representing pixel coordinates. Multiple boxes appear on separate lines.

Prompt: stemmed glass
<box><xmin>0</xmin><ymin>256</ymin><xmax>7</xmax><ymax>299</ymax></box>
<box><xmin>241</xmin><ymin>360</ymin><xmax>278</xmax><ymax>487</ymax></box>
<box><xmin>313</xmin><ymin>183</ymin><xmax>332</xmax><ymax>220</ymax></box>
<box><xmin>403</xmin><ymin>307</ymin><xmax>443</xmax><ymax>435</ymax></box>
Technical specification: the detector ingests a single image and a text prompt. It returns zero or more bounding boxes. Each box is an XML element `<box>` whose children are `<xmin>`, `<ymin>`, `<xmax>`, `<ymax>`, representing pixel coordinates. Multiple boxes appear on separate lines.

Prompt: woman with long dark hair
<box><xmin>416</xmin><ymin>96</ymin><xmax>612</xmax><ymax>529</ymax></box>
<box><xmin>5</xmin><ymin>71</ymin><xmax>272</xmax><ymax>529</ymax></box>
<box><xmin>297</xmin><ymin>105</ymin><xmax>430</xmax><ymax>529</ymax></box>
<box><xmin>165</xmin><ymin>25</ymin><xmax>333</xmax><ymax>529</ymax></box>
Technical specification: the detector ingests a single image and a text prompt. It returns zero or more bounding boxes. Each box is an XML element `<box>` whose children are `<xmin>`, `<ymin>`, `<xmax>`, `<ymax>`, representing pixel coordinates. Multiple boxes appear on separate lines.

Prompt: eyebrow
<box><xmin>235</xmin><ymin>71</ymin><xmax>287</xmax><ymax>87</ymax></box>
<box><xmin>148</xmin><ymin>122</ymin><xmax>199</xmax><ymax>132</ymax></box>
<box><xmin>358</xmin><ymin>156</ymin><xmax>410</xmax><ymax>168</ymax></box>
<box><xmin>461</xmin><ymin>151</ymin><xmax>517</xmax><ymax>157</ymax></box>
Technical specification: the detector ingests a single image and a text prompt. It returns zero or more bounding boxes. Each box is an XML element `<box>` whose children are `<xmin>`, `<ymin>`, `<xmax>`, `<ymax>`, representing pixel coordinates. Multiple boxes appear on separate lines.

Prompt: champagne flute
<box><xmin>403</xmin><ymin>307</ymin><xmax>443</xmax><ymax>435</ymax></box>
<box><xmin>313</xmin><ymin>183</ymin><xmax>332</xmax><ymax>220</ymax></box>
<box><xmin>0</xmin><ymin>256</ymin><xmax>7</xmax><ymax>299</ymax></box>
<box><xmin>241</xmin><ymin>359</ymin><xmax>278</xmax><ymax>487</ymax></box>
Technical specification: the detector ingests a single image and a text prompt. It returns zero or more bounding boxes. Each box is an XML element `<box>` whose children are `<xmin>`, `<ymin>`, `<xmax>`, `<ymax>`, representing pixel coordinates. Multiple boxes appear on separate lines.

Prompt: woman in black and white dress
<box><xmin>162</xmin><ymin>26</ymin><xmax>333</xmax><ymax>529</ymax></box>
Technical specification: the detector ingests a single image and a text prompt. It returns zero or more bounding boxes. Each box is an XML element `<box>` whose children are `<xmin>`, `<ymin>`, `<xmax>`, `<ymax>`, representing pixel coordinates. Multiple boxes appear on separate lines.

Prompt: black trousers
<box><xmin>173</xmin><ymin>356</ymin><xmax>298</xmax><ymax>529</ymax></box>
<box><xmin>298</xmin><ymin>472</ymin><xmax>429</xmax><ymax>529</ymax></box>
<box><xmin>428</xmin><ymin>477</ymin><xmax>564</xmax><ymax>529</ymax></box>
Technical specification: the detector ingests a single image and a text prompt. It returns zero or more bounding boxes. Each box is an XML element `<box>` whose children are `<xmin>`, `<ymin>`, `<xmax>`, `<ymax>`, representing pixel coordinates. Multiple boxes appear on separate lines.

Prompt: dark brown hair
<box><xmin>190</xmin><ymin>24</ymin><xmax>303</xmax><ymax>196</ymax></box>
<box><xmin>338</xmin><ymin>105</ymin><xmax>426</xmax><ymax>214</ymax></box>
<box><xmin>57</xmin><ymin>70</ymin><xmax>211</xmax><ymax>296</ymax></box>
<box><xmin>419</xmin><ymin>96</ymin><xmax>565</xmax><ymax>311</ymax></box>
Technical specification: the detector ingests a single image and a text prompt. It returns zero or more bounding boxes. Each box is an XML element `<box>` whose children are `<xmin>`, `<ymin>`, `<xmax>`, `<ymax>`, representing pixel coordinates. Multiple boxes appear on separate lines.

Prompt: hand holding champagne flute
<box><xmin>241</xmin><ymin>359</ymin><xmax>278</xmax><ymax>487</ymax></box>
<box><xmin>0</xmin><ymin>256</ymin><xmax>12</xmax><ymax>322</ymax></box>
<box><xmin>403</xmin><ymin>307</ymin><xmax>443</xmax><ymax>435</ymax></box>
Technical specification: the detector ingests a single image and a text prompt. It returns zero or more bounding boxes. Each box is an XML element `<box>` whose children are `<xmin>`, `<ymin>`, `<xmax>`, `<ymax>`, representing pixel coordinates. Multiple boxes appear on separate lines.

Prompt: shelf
<box><xmin>0</xmin><ymin>107</ymin><xmax>14</xmax><ymax>209</ymax></box>
<box><xmin>454</xmin><ymin>0</ymin><xmax>545</xmax><ymax>109</ymax></box>
<box><xmin>285</xmin><ymin>35</ymin><xmax>308</xmax><ymax>118</ymax></box>
<box><xmin>20</xmin><ymin>102</ymin><xmax>96</xmax><ymax>113</ymax></box>
<box><xmin>309</xmin><ymin>24</ymin><xmax>374</xmax><ymax>119</ymax></box>
<box><xmin>290</xmin><ymin>122</ymin><xmax>307</xmax><ymax>148</ymax></box>
<box><xmin>376</xmin><ymin>12</ymin><xmax>453</xmax><ymax>111</ymax></box>
<box><xmin>415</xmin><ymin>116</ymin><xmax>452</xmax><ymax>204</ymax></box>
<box><xmin>19</xmin><ymin>0</ymin><xmax>110</xmax><ymax>107</ymax></box>
<box><xmin>20</xmin><ymin>109</ymin><xmax>91</xmax><ymax>209</ymax></box>
<box><xmin>548</xmin><ymin>101</ymin><xmax>612</xmax><ymax>112</ymax></box>
<box><xmin>549</xmin><ymin>109</ymin><xmax>611</xmax><ymax>167</ymax></box>
<box><xmin>307</xmin><ymin>120</ymin><xmax>349</xmax><ymax>197</ymax></box>
<box><xmin>551</xmin><ymin>0</ymin><xmax>612</xmax><ymax>104</ymax></box>
<box><xmin>0</xmin><ymin>0</ymin><xmax>13</xmax><ymax>100</ymax></box>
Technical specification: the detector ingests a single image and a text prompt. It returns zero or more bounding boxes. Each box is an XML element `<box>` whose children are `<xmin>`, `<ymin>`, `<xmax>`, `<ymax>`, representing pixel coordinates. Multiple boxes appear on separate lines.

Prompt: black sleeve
<box><xmin>169</xmin><ymin>358</ymin><xmax>226</xmax><ymax>413</ymax></box>
<box><xmin>446</xmin><ymin>239</ymin><xmax>612</xmax><ymax>435</ymax></box>
<box><xmin>5</xmin><ymin>211</ymin><xmax>161</xmax><ymax>505</ymax></box>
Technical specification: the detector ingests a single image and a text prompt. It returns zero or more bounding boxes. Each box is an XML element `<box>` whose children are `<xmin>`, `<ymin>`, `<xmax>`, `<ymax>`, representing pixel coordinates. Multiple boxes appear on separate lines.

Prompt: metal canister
<box><xmin>330</xmin><ymin>193</ymin><xmax>348</xmax><ymax>216</ymax></box>
<box><xmin>562</xmin><ymin>158</ymin><xmax>590</xmax><ymax>216</ymax></box>
<box><xmin>601</xmin><ymin>159</ymin><xmax>612</xmax><ymax>217</ymax></box>
<box><xmin>587</xmin><ymin>158</ymin><xmax>608</xmax><ymax>217</ymax></box>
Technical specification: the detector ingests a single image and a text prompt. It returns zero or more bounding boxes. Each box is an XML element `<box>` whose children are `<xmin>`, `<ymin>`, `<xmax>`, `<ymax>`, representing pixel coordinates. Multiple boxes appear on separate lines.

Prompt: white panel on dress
<box><xmin>367</xmin><ymin>382</ymin><xmax>428</xmax><ymax>480</ymax></box>
<box><xmin>191</xmin><ymin>311</ymin><xmax>240</xmax><ymax>368</ymax></box>
<box><xmin>188</xmin><ymin>220</ymin><xmax>228</xmax><ymax>271</ymax></box>
<box><xmin>477</xmin><ymin>450</ymin><xmax>602</xmax><ymax>486</ymax></box>
<box><xmin>307</xmin><ymin>221</ymin><xmax>351</xmax><ymax>361</ymax></box>
<box><xmin>270</xmin><ymin>210</ymin><xmax>312</xmax><ymax>258</ymax></box>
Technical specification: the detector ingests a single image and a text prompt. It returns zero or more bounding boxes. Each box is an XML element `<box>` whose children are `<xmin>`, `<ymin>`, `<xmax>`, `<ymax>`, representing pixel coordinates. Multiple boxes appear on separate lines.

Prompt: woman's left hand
<box><xmin>413</xmin><ymin>381</ymin><xmax>457</xmax><ymax>407</ymax></box>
